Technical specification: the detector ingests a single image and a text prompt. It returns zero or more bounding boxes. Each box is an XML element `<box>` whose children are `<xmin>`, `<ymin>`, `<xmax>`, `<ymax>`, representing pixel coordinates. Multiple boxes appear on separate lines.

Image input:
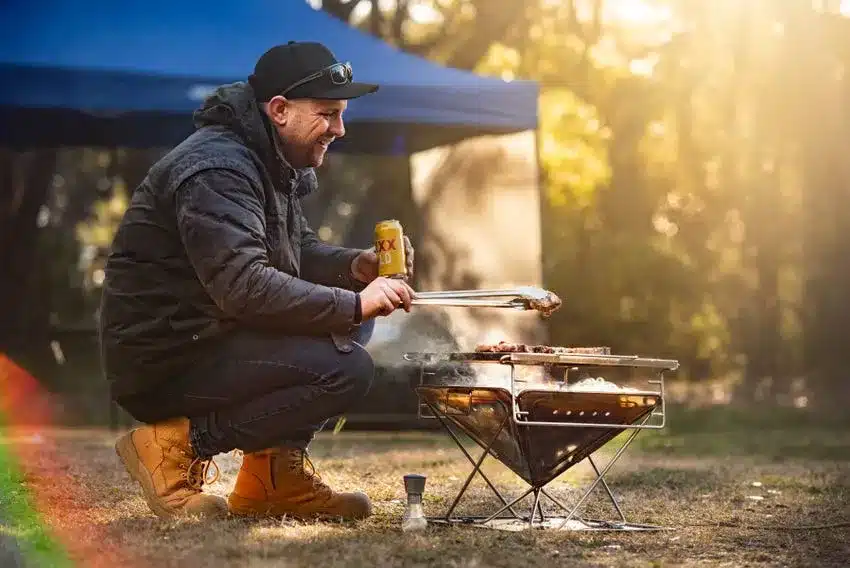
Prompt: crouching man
<box><xmin>98</xmin><ymin>42</ymin><xmax>415</xmax><ymax>521</ymax></box>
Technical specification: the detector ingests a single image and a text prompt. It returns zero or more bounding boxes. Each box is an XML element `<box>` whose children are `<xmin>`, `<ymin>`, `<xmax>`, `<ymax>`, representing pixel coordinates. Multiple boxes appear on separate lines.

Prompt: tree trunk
<box><xmin>793</xmin><ymin>9</ymin><xmax>850</xmax><ymax>414</ymax></box>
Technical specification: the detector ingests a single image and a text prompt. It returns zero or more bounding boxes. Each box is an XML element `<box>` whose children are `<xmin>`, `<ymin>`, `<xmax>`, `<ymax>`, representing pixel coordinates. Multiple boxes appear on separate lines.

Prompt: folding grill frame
<box><xmin>404</xmin><ymin>350</ymin><xmax>679</xmax><ymax>531</ymax></box>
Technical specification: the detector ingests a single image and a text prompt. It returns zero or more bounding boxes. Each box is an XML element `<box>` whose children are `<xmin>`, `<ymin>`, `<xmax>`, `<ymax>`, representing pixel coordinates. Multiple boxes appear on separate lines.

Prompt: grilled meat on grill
<box><xmin>475</xmin><ymin>341</ymin><xmax>555</xmax><ymax>353</ymax></box>
<box><xmin>474</xmin><ymin>341</ymin><xmax>611</xmax><ymax>355</ymax></box>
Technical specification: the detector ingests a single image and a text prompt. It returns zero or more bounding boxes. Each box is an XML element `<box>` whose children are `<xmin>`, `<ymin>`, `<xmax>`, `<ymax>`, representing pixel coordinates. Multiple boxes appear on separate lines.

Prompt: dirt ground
<box><xmin>4</xmin><ymin>406</ymin><xmax>850</xmax><ymax>568</ymax></box>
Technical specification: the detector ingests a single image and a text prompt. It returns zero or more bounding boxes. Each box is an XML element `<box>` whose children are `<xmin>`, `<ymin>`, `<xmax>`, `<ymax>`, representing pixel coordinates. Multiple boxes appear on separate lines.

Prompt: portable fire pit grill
<box><xmin>402</xmin><ymin>346</ymin><xmax>679</xmax><ymax>532</ymax></box>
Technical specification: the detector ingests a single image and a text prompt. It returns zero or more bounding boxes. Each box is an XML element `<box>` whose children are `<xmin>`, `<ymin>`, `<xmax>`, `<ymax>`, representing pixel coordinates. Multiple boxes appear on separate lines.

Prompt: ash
<box><xmin>567</xmin><ymin>376</ymin><xmax>635</xmax><ymax>393</ymax></box>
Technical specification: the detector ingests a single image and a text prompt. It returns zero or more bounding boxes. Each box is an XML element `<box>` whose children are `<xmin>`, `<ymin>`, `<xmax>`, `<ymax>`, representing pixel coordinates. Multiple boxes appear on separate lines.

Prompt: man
<box><xmin>98</xmin><ymin>42</ymin><xmax>416</xmax><ymax>521</ymax></box>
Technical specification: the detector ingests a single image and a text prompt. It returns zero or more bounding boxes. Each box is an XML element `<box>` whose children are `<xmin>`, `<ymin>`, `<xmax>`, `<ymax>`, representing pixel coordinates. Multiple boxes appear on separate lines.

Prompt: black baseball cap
<box><xmin>249</xmin><ymin>41</ymin><xmax>379</xmax><ymax>101</ymax></box>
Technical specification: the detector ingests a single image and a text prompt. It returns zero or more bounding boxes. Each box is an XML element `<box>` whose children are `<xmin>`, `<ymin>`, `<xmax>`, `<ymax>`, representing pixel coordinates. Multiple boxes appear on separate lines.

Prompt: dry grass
<box><xmin>4</xmin><ymin>407</ymin><xmax>850</xmax><ymax>568</ymax></box>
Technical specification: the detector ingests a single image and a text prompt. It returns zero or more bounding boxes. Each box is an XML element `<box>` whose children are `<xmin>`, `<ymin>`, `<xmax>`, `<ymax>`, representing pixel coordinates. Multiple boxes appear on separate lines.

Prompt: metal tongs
<box><xmin>411</xmin><ymin>286</ymin><xmax>550</xmax><ymax>311</ymax></box>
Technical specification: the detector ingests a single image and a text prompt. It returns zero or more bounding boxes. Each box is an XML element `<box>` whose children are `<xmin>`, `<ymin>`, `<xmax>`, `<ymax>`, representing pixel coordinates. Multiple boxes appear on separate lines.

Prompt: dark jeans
<box><xmin>117</xmin><ymin>320</ymin><xmax>375</xmax><ymax>458</ymax></box>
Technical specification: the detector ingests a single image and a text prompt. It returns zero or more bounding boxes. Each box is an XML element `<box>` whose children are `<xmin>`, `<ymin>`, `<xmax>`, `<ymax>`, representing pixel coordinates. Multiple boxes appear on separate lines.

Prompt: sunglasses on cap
<box><xmin>281</xmin><ymin>62</ymin><xmax>354</xmax><ymax>97</ymax></box>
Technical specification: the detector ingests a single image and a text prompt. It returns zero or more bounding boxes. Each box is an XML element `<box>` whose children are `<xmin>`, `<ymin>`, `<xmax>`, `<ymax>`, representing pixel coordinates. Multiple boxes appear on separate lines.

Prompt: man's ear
<box><xmin>265</xmin><ymin>95</ymin><xmax>289</xmax><ymax>127</ymax></box>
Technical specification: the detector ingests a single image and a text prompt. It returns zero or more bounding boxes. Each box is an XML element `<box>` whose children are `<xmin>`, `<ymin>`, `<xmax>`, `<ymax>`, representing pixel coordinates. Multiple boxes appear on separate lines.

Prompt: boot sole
<box><xmin>115</xmin><ymin>431</ymin><xmax>176</xmax><ymax>519</ymax></box>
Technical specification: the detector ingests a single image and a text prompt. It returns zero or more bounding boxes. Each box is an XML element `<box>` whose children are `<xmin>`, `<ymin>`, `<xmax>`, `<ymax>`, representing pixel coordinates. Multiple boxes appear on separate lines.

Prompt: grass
<box><xmin>0</xmin><ymin>437</ymin><xmax>72</xmax><ymax>568</ymax></box>
<box><xmin>2</xmin><ymin>405</ymin><xmax>849</xmax><ymax>568</ymax></box>
<box><xmin>634</xmin><ymin>405</ymin><xmax>850</xmax><ymax>461</ymax></box>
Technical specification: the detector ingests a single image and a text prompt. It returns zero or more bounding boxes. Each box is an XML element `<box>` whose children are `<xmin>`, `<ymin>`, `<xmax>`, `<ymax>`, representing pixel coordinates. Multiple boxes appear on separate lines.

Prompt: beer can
<box><xmin>374</xmin><ymin>219</ymin><xmax>407</xmax><ymax>279</ymax></box>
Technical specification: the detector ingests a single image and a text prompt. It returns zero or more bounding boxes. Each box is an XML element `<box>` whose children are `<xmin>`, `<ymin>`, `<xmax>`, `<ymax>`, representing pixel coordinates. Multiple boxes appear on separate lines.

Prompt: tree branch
<box><xmin>369</xmin><ymin>0</ymin><xmax>382</xmax><ymax>36</ymax></box>
<box><xmin>321</xmin><ymin>0</ymin><xmax>366</xmax><ymax>23</ymax></box>
<box><xmin>589</xmin><ymin>0</ymin><xmax>604</xmax><ymax>44</ymax></box>
<box><xmin>391</xmin><ymin>0</ymin><xmax>410</xmax><ymax>49</ymax></box>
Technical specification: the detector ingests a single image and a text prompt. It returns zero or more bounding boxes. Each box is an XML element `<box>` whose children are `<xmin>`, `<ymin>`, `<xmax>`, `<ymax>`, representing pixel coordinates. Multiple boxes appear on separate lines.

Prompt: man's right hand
<box><xmin>359</xmin><ymin>277</ymin><xmax>416</xmax><ymax>320</ymax></box>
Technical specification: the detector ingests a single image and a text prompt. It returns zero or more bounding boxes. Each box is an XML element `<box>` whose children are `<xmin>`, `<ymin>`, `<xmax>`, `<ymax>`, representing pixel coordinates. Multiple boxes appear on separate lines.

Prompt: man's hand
<box><xmin>358</xmin><ymin>277</ymin><xmax>416</xmax><ymax>320</ymax></box>
<box><xmin>351</xmin><ymin>235</ymin><xmax>415</xmax><ymax>283</ymax></box>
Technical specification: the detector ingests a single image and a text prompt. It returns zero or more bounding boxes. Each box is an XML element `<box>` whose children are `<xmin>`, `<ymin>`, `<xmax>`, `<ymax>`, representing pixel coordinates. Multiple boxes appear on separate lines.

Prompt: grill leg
<box><xmin>588</xmin><ymin>455</ymin><xmax>627</xmax><ymax>523</ymax></box>
<box><xmin>482</xmin><ymin>487</ymin><xmax>535</xmax><ymax>524</ymax></box>
<box><xmin>529</xmin><ymin>489</ymin><xmax>541</xmax><ymax>529</ymax></box>
<box><xmin>556</xmin><ymin>414</ymin><xmax>650</xmax><ymax>529</ymax></box>
<box><xmin>424</xmin><ymin>401</ymin><xmax>520</xmax><ymax>520</ymax></box>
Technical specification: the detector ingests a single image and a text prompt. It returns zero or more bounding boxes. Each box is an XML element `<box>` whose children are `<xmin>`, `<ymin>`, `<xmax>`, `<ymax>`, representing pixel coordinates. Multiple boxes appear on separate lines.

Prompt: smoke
<box><xmin>363</xmin><ymin>306</ymin><xmax>549</xmax><ymax>403</ymax></box>
<box><xmin>365</xmin><ymin>307</ymin><xmax>529</xmax><ymax>366</ymax></box>
<box><xmin>364</xmin><ymin>308</ymin><xmax>655</xmax><ymax>396</ymax></box>
<box><xmin>365</xmin><ymin>309</ymin><xmax>460</xmax><ymax>368</ymax></box>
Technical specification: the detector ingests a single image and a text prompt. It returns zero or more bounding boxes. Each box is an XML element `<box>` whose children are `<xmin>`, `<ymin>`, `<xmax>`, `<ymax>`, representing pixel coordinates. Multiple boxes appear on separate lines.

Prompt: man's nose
<box><xmin>329</xmin><ymin>115</ymin><xmax>345</xmax><ymax>138</ymax></box>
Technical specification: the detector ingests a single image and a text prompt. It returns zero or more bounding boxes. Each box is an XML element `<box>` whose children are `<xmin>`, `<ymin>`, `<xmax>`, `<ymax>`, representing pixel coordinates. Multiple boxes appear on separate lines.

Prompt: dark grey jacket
<box><xmin>99</xmin><ymin>82</ymin><xmax>364</xmax><ymax>398</ymax></box>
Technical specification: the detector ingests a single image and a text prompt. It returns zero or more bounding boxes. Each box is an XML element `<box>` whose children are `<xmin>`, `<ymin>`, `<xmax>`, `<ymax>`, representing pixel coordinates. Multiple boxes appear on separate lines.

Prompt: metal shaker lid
<box><xmin>403</xmin><ymin>473</ymin><xmax>427</xmax><ymax>494</ymax></box>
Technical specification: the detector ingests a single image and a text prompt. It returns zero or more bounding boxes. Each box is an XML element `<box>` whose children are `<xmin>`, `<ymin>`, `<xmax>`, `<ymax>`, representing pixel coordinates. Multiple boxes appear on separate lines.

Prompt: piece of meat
<box><xmin>475</xmin><ymin>341</ymin><xmax>526</xmax><ymax>353</ymax></box>
<box><xmin>476</xmin><ymin>342</ymin><xmax>556</xmax><ymax>353</ymax></box>
<box><xmin>528</xmin><ymin>291</ymin><xmax>562</xmax><ymax>317</ymax></box>
<box><xmin>475</xmin><ymin>342</ymin><xmax>611</xmax><ymax>355</ymax></box>
<box><xmin>551</xmin><ymin>346</ymin><xmax>611</xmax><ymax>355</ymax></box>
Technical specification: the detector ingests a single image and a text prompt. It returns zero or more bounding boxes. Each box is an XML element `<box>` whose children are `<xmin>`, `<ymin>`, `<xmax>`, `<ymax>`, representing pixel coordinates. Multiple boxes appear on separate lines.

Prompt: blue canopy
<box><xmin>0</xmin><ymin>0</ymin><xmax>538</xmax><ymax>153</ymax></box>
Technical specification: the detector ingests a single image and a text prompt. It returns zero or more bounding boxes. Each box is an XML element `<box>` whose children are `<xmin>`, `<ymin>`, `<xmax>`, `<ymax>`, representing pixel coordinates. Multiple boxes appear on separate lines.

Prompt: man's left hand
<box><xmin>351</xmin><ymin>235</ymin><xmax>415</xmax><ymax>283</ymax></box>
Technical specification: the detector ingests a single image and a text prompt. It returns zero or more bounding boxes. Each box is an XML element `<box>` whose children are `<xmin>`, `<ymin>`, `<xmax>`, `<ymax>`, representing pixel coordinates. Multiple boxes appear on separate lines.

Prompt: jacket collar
<box><xmin>268</xmin><ymin>123</ymin><xmax>318</xmax><ymax>198</ymax></box>
<box><xmin>193</xmin><ymin>82</ymin><xmax>317</xmax><ymax>198</ymax></box>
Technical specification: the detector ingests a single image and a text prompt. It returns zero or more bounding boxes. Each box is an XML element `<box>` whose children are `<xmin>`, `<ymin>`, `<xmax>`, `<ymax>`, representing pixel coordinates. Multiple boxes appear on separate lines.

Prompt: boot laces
<box><xmin>185</xmin><ymin>456</ymin><xmax>220</xmax><ymax>489</ymax></box>
<box><xmin>292</xmin><ymin>450</ymin><xmax>329</xmax><ymax>492</ymax></box>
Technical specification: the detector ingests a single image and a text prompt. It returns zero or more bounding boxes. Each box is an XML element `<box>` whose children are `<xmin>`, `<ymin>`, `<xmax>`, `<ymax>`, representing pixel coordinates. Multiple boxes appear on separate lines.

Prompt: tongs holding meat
<box><xmin>411</xmin><ymin>286</ymin><xmax>562</xmax><ymax>317</ymax></box>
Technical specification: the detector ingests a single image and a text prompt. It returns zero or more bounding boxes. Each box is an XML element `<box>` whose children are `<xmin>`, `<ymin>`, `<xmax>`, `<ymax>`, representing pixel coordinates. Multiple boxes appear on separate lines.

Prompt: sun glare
<box><xmin>603</xmin><ymin>0</ymin><xmax>672</xmax><ymax>26</ymax></box>
<box><xmin>841</xmin><ymin>0</ymin><xmax>850</xmax><ymax>16</ymax></box>
<box><xmin>348</xmin><ymin>0</ymin><xmax>442</xmax><ymax>26</ymax></box>
<box><xmin>409</xmin><ymin>1</ymin><xmax>442</xmax><ymax>24</ymax></box>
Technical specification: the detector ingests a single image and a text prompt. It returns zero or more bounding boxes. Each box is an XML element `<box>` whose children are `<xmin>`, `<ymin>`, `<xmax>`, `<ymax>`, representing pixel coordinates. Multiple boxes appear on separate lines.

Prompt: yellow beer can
<box><xmin>374</xmin><ymin>219</ymin><xmax>407</xmax><ymax>278</ymax></box>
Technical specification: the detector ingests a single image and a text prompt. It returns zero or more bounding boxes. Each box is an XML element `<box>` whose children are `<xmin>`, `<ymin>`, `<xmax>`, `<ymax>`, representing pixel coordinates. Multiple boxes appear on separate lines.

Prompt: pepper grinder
<box><xmin>402</xmin><ymin>474</ymin><xmax>428</xmax><ymax>532</ymax></box>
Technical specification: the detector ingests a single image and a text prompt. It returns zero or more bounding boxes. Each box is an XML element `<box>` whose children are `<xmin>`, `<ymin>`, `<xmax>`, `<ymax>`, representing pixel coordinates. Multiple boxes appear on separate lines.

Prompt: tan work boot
<box><xmin>227</xmin><ymin>447</ymin><xmax>372</xmax><ymax>520</ymax></box>
<box><xmin>115</xmin><ymin>417</ymin><xmax>227</xmax><ymax>519</ymax></box>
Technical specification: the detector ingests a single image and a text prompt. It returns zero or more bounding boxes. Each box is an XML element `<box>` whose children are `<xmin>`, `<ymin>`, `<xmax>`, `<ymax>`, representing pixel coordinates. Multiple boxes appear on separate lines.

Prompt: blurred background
<box><xmin>2</xmin><ymin>0</ymin><xmax>849</xmax><ymax>426</ymax></box>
